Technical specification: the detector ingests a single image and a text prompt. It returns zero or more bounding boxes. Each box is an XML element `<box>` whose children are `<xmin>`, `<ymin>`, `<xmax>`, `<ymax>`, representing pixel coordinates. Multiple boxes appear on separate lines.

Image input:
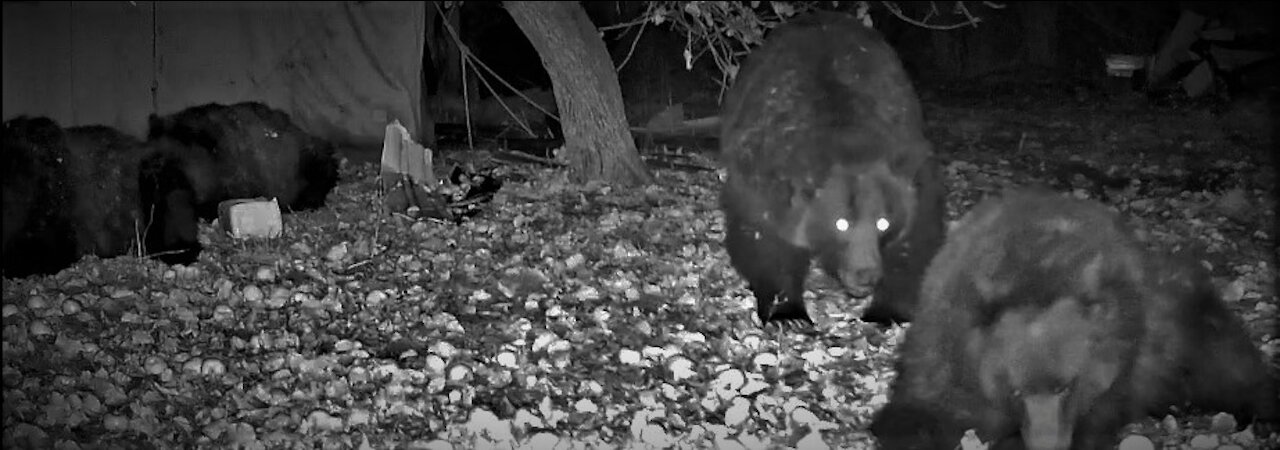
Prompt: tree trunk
<box><xmin>503</xmin><ymin>1</ymin><xmax>653</xmax><ymax>186</ymax></box>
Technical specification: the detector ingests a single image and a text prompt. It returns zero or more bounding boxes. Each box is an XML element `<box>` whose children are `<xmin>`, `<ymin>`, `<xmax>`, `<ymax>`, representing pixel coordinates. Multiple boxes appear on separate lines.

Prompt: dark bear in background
<box><xmin>64</xmin><ymin>125</ymin><xmax>150</xmax><ymax>258</ymax></box>
<box><xmin>2</xmin><ymin>117</ymin><xmax>78</xmax><ymax>277</ymax></box>
<box><xmin>2</xmin><ymin>119</ymin><xmax>150</xmax><ymax>277</ymax></box>
<box><xmin>718</xmin><ymin>12</ymin><xmax>946</xmax><ymax>326</ymax></box>
<box><xmin>141</xmin><ymin>102</ymin><xmax>340</xmax><ymax>262</ymax></box>
<box><xmin>138</xmin><ymin>143</ymin><xmax>203</xmax><ymax>265</ymax></box>
<box><xmin>871</xmin><ymin>190</ymin><xmax>1277</xmax><ymax>450</ymax></box>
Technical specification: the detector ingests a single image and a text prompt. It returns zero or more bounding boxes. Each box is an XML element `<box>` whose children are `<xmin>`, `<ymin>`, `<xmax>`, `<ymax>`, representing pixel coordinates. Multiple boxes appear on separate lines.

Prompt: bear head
<box><xmin>776</xmin><ymin>154</ymin><xmax>919</xmax><ymax>298</ymax></box>
<box><xmin>967</xmin><ymin>290</ymin><xmax>1135</xmax><ymax>450</ymax></box>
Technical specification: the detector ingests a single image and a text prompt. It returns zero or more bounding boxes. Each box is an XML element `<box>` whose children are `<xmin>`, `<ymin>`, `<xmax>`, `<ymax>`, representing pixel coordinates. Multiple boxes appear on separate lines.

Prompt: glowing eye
<box><xmin>876</xmin><ymin>218</ymin><xmax>891</xmax><ymax>232</ymax></box>
<box><xmin>835</xmin><ymin>218</ymin><xmax>850</xmax><ymax>232</ymax></box>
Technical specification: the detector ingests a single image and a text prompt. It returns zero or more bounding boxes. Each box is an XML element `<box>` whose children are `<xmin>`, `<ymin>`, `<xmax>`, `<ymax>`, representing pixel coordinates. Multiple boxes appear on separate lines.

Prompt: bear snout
<box><xmin>841</xmin><ymin>266</ymin><xmax>881</xmax><ymax>297</ymax></box>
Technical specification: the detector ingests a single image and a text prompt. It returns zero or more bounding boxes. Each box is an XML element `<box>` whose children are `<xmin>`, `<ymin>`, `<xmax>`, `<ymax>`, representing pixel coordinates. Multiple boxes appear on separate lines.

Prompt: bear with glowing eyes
<box><xmin>871</xmin><ymin>189</ymin><xmax>1278</xmax><ymax>450</ymax></box>
<box><xmin>718</xmin><ymin>11</ymin><xmax>946</xmax><ymax>327</ymax></box>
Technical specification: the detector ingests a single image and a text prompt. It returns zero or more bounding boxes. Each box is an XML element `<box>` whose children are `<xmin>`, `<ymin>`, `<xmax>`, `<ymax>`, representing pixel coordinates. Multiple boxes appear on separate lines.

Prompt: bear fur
<box><xmin>2</xmin><ymin>117</ymin><xmax>78</xmax><ymax>277</ymax></box>
<box><xmin>137</xmin><ymin>144</ymin><xmax>202</xmax><ymax>264</ymax></box>
<box><xmin>718</xmin><ymin>11</ymin><xmax>946</xmax><ymax>326</ymax></box>
<box><xmin>64</xmin><ymin>125</ymin><xmax>150</xmax><ymax>258</ymax></box>
<box><xmin>871</xmin><ymin>189</ymin><xmax>1277</xmax><ymax>450</ymax></box>
<box><xmin>140</xmin><ymin>101</ymin><xmax>340</xmax><ymax>262</ymax></box>
<box><xmin>2</xmin><ymin>119</ymin><xmax>150</xmax><ymax>277</ymax></box>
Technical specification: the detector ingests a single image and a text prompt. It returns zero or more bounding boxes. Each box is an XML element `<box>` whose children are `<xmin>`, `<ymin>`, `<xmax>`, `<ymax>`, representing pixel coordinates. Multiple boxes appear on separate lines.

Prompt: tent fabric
<box><xmin>2</xmin><ymin>1</ymin><xmax>424</xmax><ymax>145</ymax></box>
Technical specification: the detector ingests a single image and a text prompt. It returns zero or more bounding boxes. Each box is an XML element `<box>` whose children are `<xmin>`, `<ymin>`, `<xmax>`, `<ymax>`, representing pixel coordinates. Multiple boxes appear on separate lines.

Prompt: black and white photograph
<box><xmin>3</xmin><ymin>2</ymin><xmax>1277</xmax><ymax>449</ymax></box>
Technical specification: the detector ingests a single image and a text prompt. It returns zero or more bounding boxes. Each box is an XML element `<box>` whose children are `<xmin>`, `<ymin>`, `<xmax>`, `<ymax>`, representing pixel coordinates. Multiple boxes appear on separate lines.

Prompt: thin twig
<box><xmin>433</xmin><ymin>3</ymin><xmax>560</xmax><ymax>123</ymax></box>
<box><xmin>147</xmin><ymin>248</ymin><xmax>190</xmax><ymax>258</ymax></box>
<box><xmin>598</xmin><ymin>16</ymin><xmax>650</xmax><ymax>32</ymax></box>
<box><xmin>615</xmin><ymin>11</ymin><xmax>650</xmax><ymax>72</ymax></box>
<box><xmin>461</xmin><ymin>47</ymin><xmax>474</xmax><ymax>149</ymax></box>
<box><xmin>880</xmin><ymin>0</ymin><xmax>986</xmax><ymax>30</ymax></box>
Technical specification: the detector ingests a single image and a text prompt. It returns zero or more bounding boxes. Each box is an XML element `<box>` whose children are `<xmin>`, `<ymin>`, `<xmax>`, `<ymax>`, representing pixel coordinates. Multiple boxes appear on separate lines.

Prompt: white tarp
<box><xmin>2</xmin><ymin>1</ymin><xmax>424</xmax><ymax>145</ymax></box>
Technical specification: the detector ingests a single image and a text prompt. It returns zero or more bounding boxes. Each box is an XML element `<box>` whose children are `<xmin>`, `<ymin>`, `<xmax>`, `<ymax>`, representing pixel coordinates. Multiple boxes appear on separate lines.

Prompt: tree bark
<box><xmin>503</xmin><ymin>1</ymin><xmax>653</xmax><ymax>186</ymax></box>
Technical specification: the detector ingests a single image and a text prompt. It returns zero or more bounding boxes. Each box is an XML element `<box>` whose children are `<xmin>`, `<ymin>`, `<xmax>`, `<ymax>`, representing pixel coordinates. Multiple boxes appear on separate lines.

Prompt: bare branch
<box><xmin>880</xmin><ymin>1</ymin><xmax>984</xmax><ymax>30</ymax></box>
<box><xmin>432</xmin><ymin>2</ymin><xmax>559</xmax><ymax>124</ymax></box>
<box><xmin>598</xmin><ymin>16</ymin><xmax>650</xmax><ymax>32</ymax></box>
<box><xmin>639</xmin><ymin>1</ymin><xmax>1002</xmax><ymax>97</ymax></box>
<box><xmin>615</xmin><ymin>10</ymin><xmax>650</xmax><ymax>72</ymax></box>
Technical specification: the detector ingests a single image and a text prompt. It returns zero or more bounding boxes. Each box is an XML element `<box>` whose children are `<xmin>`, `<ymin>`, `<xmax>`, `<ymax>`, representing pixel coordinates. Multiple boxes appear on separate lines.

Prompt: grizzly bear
<box><xmin>63</xmin><ymin>125</ymin><xmax>150</xmax><ymax>258</ymax></box>
<box><xmin>871</xmin><ymin>189</ymin><xmax>1277</xmax><ymax>450</ymax></box>
<box><xmin>3</xmin><ymin>118</ymin><xmax>157</xmax><ymax>277</ymax></box>
<box><xmin>140</xmin><ymin>102</ymin><xmax>340</xmax><ymax>261</ymax></box>
<box><xmin>2</xmin><ymin>116</ymin><xmax>77</xmax><ymax>277</ymax></box>
<box><xmin>718</xmin><ymin>11</ymin><xmax>946</xmax><ymax>326</ymax></box>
